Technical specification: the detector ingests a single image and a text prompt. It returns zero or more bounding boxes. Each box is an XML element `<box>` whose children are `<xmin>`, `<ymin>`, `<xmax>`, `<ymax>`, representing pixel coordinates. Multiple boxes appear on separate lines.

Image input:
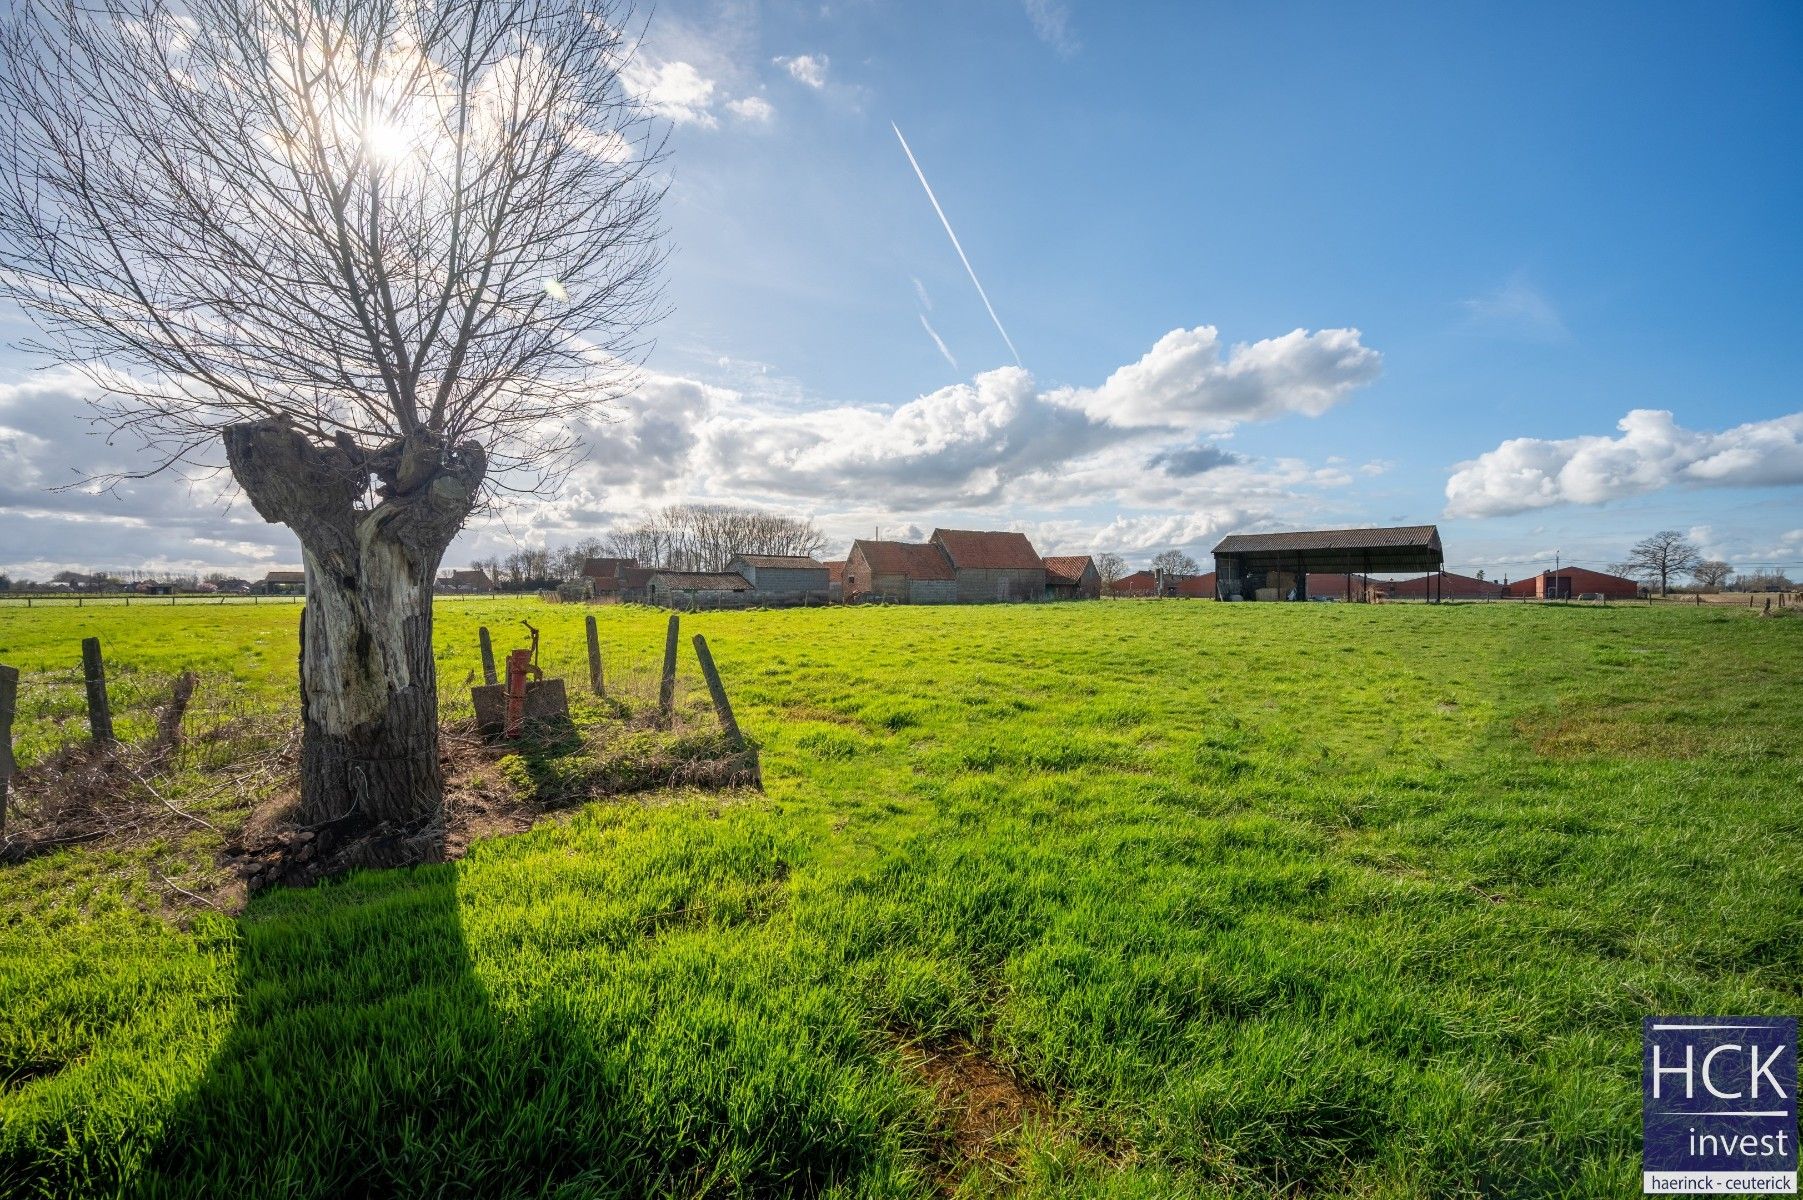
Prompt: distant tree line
<box><xmin>467</xmin><ymin>504</ymin><xmax>828</xmax><ymax>590</ymax></box>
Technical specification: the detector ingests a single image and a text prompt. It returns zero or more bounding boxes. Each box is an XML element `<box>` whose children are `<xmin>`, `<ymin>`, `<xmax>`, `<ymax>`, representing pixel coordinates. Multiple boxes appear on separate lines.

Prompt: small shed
<box><xmin>447</xmin><ymin>568</ymin><xmax>493</xmax><ymax>593</ymax></box>
<box><xmin>1213</xmin><ymin>526</ymin><xmax>1445</xmax><ymax>601</ymax></box>
<box><xmin>1043</xmin><ymin>555</ymin><xmax>1101</xmax><ymax>600</ymax></box>
<box><xmin>929</xmin><ymin>529</ymin><xmax>1045</xmax><ymax>602</ymax></box>
<box><xmin>261</xmin><ymin>569</ymin><xmax>306</xmax><ymax>595</ymax></box>
<box><xmin>645</xmin><ymin>570</ymin><xmax>753</xmax><ymax>607</ymax></box>
<box><xmin>845</xmin><ymin>540</ymin><xmax>957</xmax><ymax>603</ymax></box>
<box><xmin>726</xmin><ymin>554</ymin><xmax>830</xmax><ymax>603</ymax></box>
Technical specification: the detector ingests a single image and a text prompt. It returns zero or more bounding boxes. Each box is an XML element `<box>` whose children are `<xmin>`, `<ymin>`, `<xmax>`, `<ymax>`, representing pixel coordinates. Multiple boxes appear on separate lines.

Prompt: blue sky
<box><xmin>3</xmin><ymin>0</ymin><xmax>1801</xmax><ymax>580</ymax></box>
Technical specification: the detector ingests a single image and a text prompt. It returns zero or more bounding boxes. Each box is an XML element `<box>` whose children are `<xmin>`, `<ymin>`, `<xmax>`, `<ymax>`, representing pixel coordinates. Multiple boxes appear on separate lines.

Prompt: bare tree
<box><xmin>1094</xmin><ymin>551</ymin><xmax>1128</xmax><ymax>594</ymax></box>
<box><xmin>1623</xmin><ymin>531</ymin><xmax>1702</xmax><ymax>597</ymax></box>
<box><xmin>1151</xmin><ymin>549</ymin><xmax>1201</xmax><ymax>577</ymax></box>
<box><xmin>604</xmin><ymin>504</ymin><xmax>826</xmax><ymax>572</ymax></box>
<box><xmin>1693</xmin><ymin>560</ymin><xmax>1733</xmax><ymax>592</ymax></box>
<box><xmin>0</xmin><ymin>0</ymin><xmax>665</xmax><ymax>824</ymax></box>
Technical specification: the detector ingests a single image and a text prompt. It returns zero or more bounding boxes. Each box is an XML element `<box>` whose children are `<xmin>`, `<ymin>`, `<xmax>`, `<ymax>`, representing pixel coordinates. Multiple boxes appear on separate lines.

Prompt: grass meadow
<box><xmin>1</xmin><ymin>598</ymin><xmax>1798</xmax><ymax>1198</ymax></box>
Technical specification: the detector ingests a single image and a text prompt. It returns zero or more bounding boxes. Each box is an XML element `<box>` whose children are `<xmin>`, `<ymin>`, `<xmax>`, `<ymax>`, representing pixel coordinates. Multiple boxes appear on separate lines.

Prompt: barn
<box><xmin>1502</xmin><ymin>567</ymin><xmax>1639</xmax><ymax>600</ymax></box>
<box><xmin>1213</xmin><ymin>526</ymin><xmax>1445</xmax><ymax>601</ymax></box>
<box><xmin>929</xmin><ymin>529</ymin><xmax>1045</xmax><ymax>602</ymax></box>
<box><xmin>1043</xmin><ymin>555</ymin><xmax>1101</xmax><ymax>600</ymax></box>
<box><xmin>644</xmin><ymin>570</ymin><xmax>753</xmax><ymax>607</ymax></box>
<box><xmin>844</xmin><ymin>540</ymin><xmax>958</xmax><ymax>603</ymax></box>
<box><xmin>726</xmin><ymin>554</ymin><xmax>831</xmax><ymax>603</ymax></box>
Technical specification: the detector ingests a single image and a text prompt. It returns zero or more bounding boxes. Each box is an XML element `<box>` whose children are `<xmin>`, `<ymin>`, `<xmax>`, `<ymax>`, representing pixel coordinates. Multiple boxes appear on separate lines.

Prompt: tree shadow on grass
<box><xmin>132</xmin><ymin>808</ymin><xmax>920</xmax><ymax>1199</ymax></box>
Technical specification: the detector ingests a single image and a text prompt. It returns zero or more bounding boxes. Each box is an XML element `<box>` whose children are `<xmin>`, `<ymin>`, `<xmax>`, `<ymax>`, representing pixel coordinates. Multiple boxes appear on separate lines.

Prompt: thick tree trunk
<box><xmin>224</xmin><ymin>419</ymin><xmax>486</xmax><ymax>827</ymax></box>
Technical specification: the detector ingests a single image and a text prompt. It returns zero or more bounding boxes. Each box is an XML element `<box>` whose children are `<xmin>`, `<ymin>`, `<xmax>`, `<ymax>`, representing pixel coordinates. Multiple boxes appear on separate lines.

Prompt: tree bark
<box><xmin>224</xmin><ymin>419</ymin><xmax>485</xmax><ymax>826</ymax></box>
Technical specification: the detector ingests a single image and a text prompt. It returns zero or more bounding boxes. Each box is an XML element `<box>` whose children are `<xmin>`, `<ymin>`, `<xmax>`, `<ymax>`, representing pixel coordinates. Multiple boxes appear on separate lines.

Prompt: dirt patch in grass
<box><xmin>1519</xmin><ymin>708</ymin><xmax>1710</xmax><ymax>759</ymax></box>
<box><xmin>896</xmin><ymin>1034</ymin><xmax>1050</xmax><ymax>1190</ymax></box>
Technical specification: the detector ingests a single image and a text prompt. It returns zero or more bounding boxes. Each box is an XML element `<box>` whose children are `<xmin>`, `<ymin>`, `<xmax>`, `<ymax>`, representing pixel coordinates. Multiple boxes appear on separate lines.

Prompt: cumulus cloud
<box><xmin>1147</xmin><ymin>442</ymin><xmax>1242</xmax><ymax>476</ymax></box>
<box><xmin>1445</xmin><ymin>408</ymin><xmax>1803</xmax><ymax>518</ymax></box>
<box><xmin>622</xmin><ymin>59</ymin><xmax>719</xmax><ymax>127</ymax></box>
<box><xmin>773</xmin><ymin>54</ymin><xmax>828</xmax><ymax>88</ymax></box>
<box><xmin>0</xmin><ymin>323</ymin><xmax>1383</xmax><ymax>574</ymax></box>
<box><xmin>726</xmin><ymin>95</ymin><xmax>774</xmax><ymax>122</ymax></box>
<box><xmin>1062</xmin><ymin>326</ymin><xmax>1380</xmax><ymax>430</ymax></box>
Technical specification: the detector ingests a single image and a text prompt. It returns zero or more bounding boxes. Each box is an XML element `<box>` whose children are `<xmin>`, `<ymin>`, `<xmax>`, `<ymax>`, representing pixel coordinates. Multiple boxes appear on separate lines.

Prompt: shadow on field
<box><xmin>132</xmin><ymin>812</ymin><xmax>909</xmax><ymax>1199</ymax></box>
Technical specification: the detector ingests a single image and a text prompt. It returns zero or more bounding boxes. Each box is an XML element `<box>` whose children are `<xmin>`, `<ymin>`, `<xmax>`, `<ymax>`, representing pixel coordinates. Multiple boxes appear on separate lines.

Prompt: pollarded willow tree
<box><xmin>0</xmin><ymin>0</ymin><xmax>665</xmax><ymax>824</ymax></box>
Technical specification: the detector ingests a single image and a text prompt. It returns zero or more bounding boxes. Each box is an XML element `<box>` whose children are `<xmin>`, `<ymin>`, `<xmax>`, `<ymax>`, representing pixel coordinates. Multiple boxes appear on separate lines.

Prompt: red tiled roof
<box><xmin>620</xmin><ymin>567</ymin><xmax>655</xmax><ymax>588</ymax></box>
<box><xmin>581</xmin><ymin>557</ymin><xmax>636</xmax><ymax>579</ymax></box>
<box><xmin>1043</xmin><ymin>555</ymin><xmax>1096</xmax><ymax>586</ymax></box>
<box><xmin>823</xmin><ymin>560</ymin><xmax>845</xmax><ymax>584</ymax></box>
<box><xmin>930</xmin><ymin>528</ymin><xmax>1043</xmax><ymax>571</ymax></box>
<box><xmin>851</xmin><ymin>540</ymin><xmax>955</xmax><ymax>581</ymax></box>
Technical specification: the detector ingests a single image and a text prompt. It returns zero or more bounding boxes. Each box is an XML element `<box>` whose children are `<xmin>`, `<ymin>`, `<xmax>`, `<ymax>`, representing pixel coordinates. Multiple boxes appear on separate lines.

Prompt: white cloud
<box><xmin>1062</xmin><ymin>326</ymin><xmax>1381</xmax><ymax>431</ymax></box>
<box><xmin>773</xmin><ymin>54</ymin><xmax>829</xmax><ymax>88</ymax></box>
<box><xmin>1022</xmin><ymin>0</ymin><xmax>1079</xmax><ymax>56</ymax></box>
<box><xmin>0</xmin><ymin>324</ymin><xmax>1383</xmax><ymax>575</ymax></box>
<box><xmin>1460</xmin><ymin>276</ymin><xmax>1568</xmax><ymax>342</ymax></box>
<box><xmin>1445</xmin><ymin>408</ymin><xmax>1803</xmax><ymax>518</ymax></box>
<box><xmin>726</xmin><ymin>95</ymin><xmax>774</xmax><ymax>123</ymax></box>
<box><xmin>622</xmin><ymin>59</ymin><xmax>719</xmax><ymax>127</ymax></box>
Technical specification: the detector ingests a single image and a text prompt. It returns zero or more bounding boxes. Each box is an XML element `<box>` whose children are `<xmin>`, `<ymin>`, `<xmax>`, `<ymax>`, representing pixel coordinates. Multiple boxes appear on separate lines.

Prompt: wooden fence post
<box><xmin>0</xmin><ymin>664</ymin><xmax>17</xmax><ymax>833</ymax></box>
<box><xmin>478</xmin><ymin>626</ymin><xmax>498</xmax><ymax>686</ymax></box>
<box><xmin>585</xmin><ymin>614</ymin><xmax>605</xmax><ymax>696</ymax></box>
<box><xmin>658</xmin><ymin>614</ymin><xmax>680</xmax><ymax>726</ymax></box>
<box><xmin>82</xmin><ymin>636</ymin><xmax>114</xmax><ymax>746</ymax></box>
<box><xmin>691</xmin><ymin>635</ymin><xmax>744</xmax><ymax>749</ymax></box>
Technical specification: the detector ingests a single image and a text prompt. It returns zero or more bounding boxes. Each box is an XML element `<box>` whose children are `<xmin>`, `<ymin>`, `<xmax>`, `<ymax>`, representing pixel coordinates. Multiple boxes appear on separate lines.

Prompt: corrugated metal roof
<box><xmin>930</xmin><ymin>528</ymin><xmax>1043</xmax><ymax>571</ymax></box>
<box><xmin>1043</xmin><ymin>555</ymin><xmax>1096</xmax><ymax>585</ymax></box>
<box><xmin>646</xmin><ymin>571</ymin><xmax>751</xmax><ymax>591</ymax></box>
<box><xmin>851</xmin><ymin>540</ymin><xmax>955</xmax><ymax>580</ymax></box>
<box><xmin>1213</xmin><ymin>525</ymin><xmax>1440</xmax><ymax>554</ymax></box>
<box><xmin>731</xmin><ymin>554</ymin><xmax>825</xmax><ymax>569</ymax></box>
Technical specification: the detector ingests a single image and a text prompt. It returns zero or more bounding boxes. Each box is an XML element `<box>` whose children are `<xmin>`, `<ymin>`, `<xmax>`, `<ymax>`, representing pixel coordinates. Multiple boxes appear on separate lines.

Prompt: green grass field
<box><xmin>1</xmin><ymin>599</ymin><xmax>1799</xmax><ymax>1198</ymax></box>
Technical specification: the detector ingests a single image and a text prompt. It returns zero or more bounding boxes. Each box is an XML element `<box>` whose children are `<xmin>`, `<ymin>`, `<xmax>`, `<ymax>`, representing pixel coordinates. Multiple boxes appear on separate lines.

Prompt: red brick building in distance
<box><xmin>1386</xmin><ymin>571</ymin><xmax>1503</xmax><ymax>600</ymax></box>
<box><xmin>1501</xmin><ymin>567</ymin><xmax>1640</xmax><ymax>600</ymax></box>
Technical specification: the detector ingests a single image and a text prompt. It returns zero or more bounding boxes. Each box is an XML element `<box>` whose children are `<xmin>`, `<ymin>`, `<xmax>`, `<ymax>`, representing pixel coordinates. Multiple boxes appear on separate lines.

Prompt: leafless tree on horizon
<box><xmin>0</xmin><ymin>0</ymin><xmax>668</xmax><ymax>824</ymax></box>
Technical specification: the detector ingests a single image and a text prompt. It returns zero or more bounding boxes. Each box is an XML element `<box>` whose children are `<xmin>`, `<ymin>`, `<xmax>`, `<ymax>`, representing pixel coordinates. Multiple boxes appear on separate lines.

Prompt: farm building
<box><xmin>929</xmin><ymin>529</ymin><xmax>1045</xmax><ymax>602</ymax></box>
<box><xmin>822</xmin><ymin>561</ymin><xmax>845</xmax><ymax>602</ymax></box>
<box><xmin>1213</xmin><ymin>526</ymin><xmax>1445</xmax><ymax>601</ymax></box>
<box><xmin>1108</xmin><ymin>569</ymin><xmax>1213</xmax><ymax>598</ymax></box>
<box><xmin>1387</xmin><ymin>571</ymin><xmax>1503</xmax><ymax>600</ymax></box>
<box><xmin>1501</xmin><ymin>567</ymin><xmax>1639</xmax><ymax>600</ymax></box>
<box><xmin>581</xmin><ymin>557</ymin><xmax>636</xmax><ymax>602</ymax></box>
<box><xmin>1111</xmin><ymin>570</ymin><xmax>1157</xmax><ymax>597</ymax></box>
<box><xmin>844</xmin><ymin>540</ymin><xmax>958</xmax><ymax>603</ymax></box>
<box><xmin>439</xmin><ymin>568</ymin><xmax>493</xmax><ymax>593</ymax></box>
<box><xmin>1043</xmin><ymin>555</ymin><xmax>1101</xmax><ymax>600</ymax></box>
<box><xmin>1305</xmin><ymin>573</ymin><xmax>1377</xmax><ymax>601</ymax></box>
<box><xmin>261</xmin><ymin>570</ymin><xmax>306</xmax><ymax>595</ymax></box>
<box><xmin>725</xmin><ymin>554</ymin><xmax>831</xmax><ymax>603</ymax></box>
<box><xmin>644</xmin><ymin>571</ymin><xmax>753</xmax><ymax>607</ymax></box>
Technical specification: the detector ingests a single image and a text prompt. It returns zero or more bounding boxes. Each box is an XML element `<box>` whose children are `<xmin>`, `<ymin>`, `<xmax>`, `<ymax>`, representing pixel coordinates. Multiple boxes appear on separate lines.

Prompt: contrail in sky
<box><xmin>891</xmin><ymin>122</ymin><xmax>1022</xmax><ymax>366</ymax></box>
<box><xmin>919</xmin><ymin>312</ymin><xmax>958</xmax><ymax>369</ymax></box>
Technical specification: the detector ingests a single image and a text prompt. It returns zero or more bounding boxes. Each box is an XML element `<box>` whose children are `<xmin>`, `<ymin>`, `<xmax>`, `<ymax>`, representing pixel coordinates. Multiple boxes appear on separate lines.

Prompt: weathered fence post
<box><xmin>478</xmin><ymin>626</ymin><xmax>498</xmax><ymax>686</ymax></box>
<box><xmin>0</xmin><ymin>663</ymin><xmax>17</xmax><ymax>833</ymax></box>
<box><xmin>658</xmin><ymin>614</ymin><xmax>680</xmax><ymax>726</ymax></box>
<box><xmin>585</xmin><ymin>614</ymin><xmax>605</xmax><ymax>697</ymax></box>
<box><xmin>691</xmin><ymin>635</ymin><xmax>744</xmax><ymax>749</ymax></box>
<box><xmin>81</xmin><ymin>636</ymin><xmax>114</xmax><ymax>746</ymax></box>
